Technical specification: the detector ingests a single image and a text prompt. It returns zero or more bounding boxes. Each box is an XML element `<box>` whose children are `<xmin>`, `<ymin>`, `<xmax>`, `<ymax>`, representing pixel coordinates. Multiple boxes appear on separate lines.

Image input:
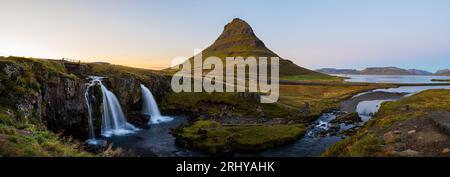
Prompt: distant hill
<box><xmin>167</xmin><ymin>18</ymin><xmax>325</xmax><ymax>77</ymax></box>
<box><xmin>435</xmin><ymin>69</ymin><xmax>450</xmax><ymax>76</ymax></box>
<box><xmin>317</xmin><ymin>67</ymin><xmax>433</xmax><ymax>75</ymax></box>
<box><xmin>316</xmin><ymin>68</ymin><xmax>361</xmax><ymax>74</ymax></box>
<box><xmin>361</xmin><ymin>67</ymin><xmax>413</xmax><ymax>75</ymax></box>
<box><xmin>407</xmin><ymin>69</ymin><xmax>433</xmax><ymax>75</ymax></box>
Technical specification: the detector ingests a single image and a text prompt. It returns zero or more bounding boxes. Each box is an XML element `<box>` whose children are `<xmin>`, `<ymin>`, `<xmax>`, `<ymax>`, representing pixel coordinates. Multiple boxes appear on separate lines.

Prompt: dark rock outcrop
<box><xmin>331</xmin><ymin>112</ymin><xmax>362</xmax><ymax>125</ymax></box>
<box><xmin>0</xmin><ymin>59</ymin><xmax>89</xmax><ymax>138</ymax></box>
<box><xmin>0</xmin><ymin>57</ymin><xmax>171</xmax><ymax>139</ymax></box>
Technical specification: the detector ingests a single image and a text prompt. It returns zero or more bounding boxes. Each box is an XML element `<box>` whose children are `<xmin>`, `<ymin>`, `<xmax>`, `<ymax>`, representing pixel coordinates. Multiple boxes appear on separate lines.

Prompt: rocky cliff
<box><xmin>0</xmin><ymin>56</ymin><xmax>171</xmax><ymax>139</ymax></box>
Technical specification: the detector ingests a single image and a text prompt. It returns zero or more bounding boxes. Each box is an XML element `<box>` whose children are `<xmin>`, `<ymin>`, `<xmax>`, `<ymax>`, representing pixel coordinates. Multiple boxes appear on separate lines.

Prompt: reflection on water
<box><xmin>374</xmin><ymin>85</ymin><xmax>450</xmax><ymax>96</ymax></box>
<box><xmin>107</xmin><ymin>115</ymin><xmax>203</xmax><ymax>157</ymax></box>
<box><xmin>335</xmin><ymin>74</ymin><xmax>450</xmax><ymax>84</ymax></box>
<box><xmin>356</xmin><ymin>99</ymin><xmax>393</xmax><ymax>121</ymax></box>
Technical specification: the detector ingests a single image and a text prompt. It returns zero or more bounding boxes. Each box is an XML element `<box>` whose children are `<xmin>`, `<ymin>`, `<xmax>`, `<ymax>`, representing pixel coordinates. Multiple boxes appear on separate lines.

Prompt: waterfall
<box><xmin>140</xmin><ymin>84</ymin><xmax>173</xmax><ymax>124</ymax></box>
<box><xmin>85</xmin><ymin>76</ymin><xmax>138</xmax><ymax>140</ymax></box>
<box><xmin>85</xmin><ymin>77</ymin><xmax>99</xmax><ymax>144</ymax></box>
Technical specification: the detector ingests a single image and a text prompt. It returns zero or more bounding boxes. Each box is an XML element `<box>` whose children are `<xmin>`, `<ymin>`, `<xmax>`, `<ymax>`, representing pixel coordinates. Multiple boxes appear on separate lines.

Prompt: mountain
<box><xmin>407</xmin><ymin>69</ymin><xmax>433</xmax><ymax>75</ymax></box>
<box><xmin>316</xmin><ymin>68</ymin><xmax>361</xmax><ymax>75</ymax></box>
<box><xmin>317</xmin><ymin>67</ymin><xmax>433</xmax><ymax>75</ymax></box>
<box><xmin>435</xmin><ymin>69</ymin><xmax>450</xmax><ymax>76</ymax></box>
<box><xmin>168</xmin><ymin>18</ymin><xmax>325</xmax><ymax>77</ymax></box>
<box><xmin>361</xmin><ymin>67</ymin><xmax>413</xmax><ymax>75</ymax></box>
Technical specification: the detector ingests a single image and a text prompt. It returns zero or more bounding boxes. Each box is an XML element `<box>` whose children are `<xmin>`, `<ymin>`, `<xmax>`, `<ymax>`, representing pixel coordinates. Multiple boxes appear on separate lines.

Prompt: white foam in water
<box><xmin>140</xmin><ymin>84</ymin><xmax>173</xmax><ymax>124</ymax></box>
<box><xmin>100</xmin><ymin>84</ymin><xmax>139</xmax><ymax>137</ymax></box>
<box><xmin>85</xmin><ymin>77</ymin><xmax>100</xmax><ymax>143</ymax></box>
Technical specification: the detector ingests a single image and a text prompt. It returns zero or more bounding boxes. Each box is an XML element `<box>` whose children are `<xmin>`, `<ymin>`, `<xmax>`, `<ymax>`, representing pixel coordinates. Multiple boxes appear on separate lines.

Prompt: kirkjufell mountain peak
<box><xmin>210</xmin><ymin>18</ymin><xmax>275</xmax><ymax>57</ymax></box>
<box><xmin>169</xmin><ymin>18</ymin><xmax>325</xmax><ymax>77</ymax></box>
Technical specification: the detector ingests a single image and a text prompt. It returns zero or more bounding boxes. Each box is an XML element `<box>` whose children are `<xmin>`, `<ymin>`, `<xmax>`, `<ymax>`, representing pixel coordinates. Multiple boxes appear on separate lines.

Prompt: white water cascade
<box><xmin>85</xmin><ymin>77</ymin><xmax>99</xmax><ymax>144</ymax></box>
<box><xmin>140</xmin><ymin>84</ymin><xmax>173</xmax><ymax>124</ymax></box>
<box><xmin>85</xmin><ymin>76</ymin><xmax>138</xmax><ymax>140</ymax></box>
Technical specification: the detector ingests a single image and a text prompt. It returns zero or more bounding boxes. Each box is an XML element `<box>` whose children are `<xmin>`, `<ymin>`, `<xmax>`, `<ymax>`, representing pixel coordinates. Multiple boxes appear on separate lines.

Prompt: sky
<box><xmin>0</xmin><ymin>0</ymin><xmax>449</xmax><ymax>72</ymax></box>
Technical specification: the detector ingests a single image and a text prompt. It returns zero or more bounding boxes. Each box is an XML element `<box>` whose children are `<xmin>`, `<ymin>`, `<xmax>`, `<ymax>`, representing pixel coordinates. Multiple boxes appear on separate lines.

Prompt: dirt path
<box><xmin>382</xmin><ymin>111</ymin><xmax>450</xmax><ymax>157</ymax></box>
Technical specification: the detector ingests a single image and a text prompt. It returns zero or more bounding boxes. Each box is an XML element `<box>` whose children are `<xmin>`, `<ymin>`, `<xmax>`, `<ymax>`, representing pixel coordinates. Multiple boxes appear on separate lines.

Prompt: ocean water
<box><xmin>334</xmin><ymin>74</ymin><xmax>450</xmax><ymax>84</ymax></box>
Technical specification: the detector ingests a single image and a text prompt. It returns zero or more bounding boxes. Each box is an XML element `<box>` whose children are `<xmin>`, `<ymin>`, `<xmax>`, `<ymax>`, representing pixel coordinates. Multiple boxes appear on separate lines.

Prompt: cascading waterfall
<box><xmin>140</xmin><ymin>84</ymin><xmax>173</xmax><ymax>124</ymax></box>
<box><xmin>85</xmin><ymin>77</ymin><xmax>100</xmax><ymax>144</ymax></box>
<box><xmin>85</xmin><ymin>76</ymin><xmax>138</xmax><ymax>141</ymax></box>
<box><xmin>100</xmin><ymin>84</ymin><xmax>138</xmax><ymax>137</ymax></box>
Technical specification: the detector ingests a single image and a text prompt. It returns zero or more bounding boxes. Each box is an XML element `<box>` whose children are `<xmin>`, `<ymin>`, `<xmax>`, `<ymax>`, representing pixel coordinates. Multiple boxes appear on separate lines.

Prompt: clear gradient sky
<box><xmin>0</xmin><ymin>0</ymin><xmax>449</xmax><ymax>71</ymax></box>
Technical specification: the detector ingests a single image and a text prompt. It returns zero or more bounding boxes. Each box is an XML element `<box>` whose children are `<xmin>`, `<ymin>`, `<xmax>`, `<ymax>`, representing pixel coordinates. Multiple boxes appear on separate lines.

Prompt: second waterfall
<box><xmin>140</xmin><ymin>84</ymin><xmax>173</xmax><ymax>124</ymax></box>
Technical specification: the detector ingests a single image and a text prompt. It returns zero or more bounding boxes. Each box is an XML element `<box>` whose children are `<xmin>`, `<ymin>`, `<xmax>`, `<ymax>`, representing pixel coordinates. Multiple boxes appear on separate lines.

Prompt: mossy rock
<box><xmin>173</xmin><ymin>120</ymin><xmax>306</xmax><ymax>154</ymax></box>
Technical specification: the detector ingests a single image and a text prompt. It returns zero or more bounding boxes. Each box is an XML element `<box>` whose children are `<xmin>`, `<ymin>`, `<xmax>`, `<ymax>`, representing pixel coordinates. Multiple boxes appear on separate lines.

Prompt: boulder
<box><xmin>331</xmin><ymin>112</ymin><xmax>362</xmax><ymax>125</ymax></box>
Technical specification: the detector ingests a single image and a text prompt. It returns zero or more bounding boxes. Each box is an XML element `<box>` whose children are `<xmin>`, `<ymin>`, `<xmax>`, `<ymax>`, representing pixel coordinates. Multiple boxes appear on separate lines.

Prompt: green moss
<box><xmin>322</xmin><ymin>133</ymin><xmax>383</xmax><ymax>157</ymax></box>
<box><xmin>175</xmin><ymin>120</ymin><xmax>306</xmax><ymax>154</ymax></box>
<box><xmin>229</xmin><ymin>124</ymin><xmax>306</xmax><ymax>151</ymax></box>
<box><xmin>0</xmin><ymin>107</ymin><xmax>92</xmax><ymax>157</ymax></box>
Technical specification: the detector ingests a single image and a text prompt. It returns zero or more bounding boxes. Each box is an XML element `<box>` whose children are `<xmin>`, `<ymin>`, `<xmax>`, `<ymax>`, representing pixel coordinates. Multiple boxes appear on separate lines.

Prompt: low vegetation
<box><xmin>162</xmin><ymin>84</ymin><xmax>382</xmax><ymax>124</ymax></box>
<box><xmin>173</xmin><ymin>120</ymin><xmax>306</xmax><ymax>154</ymax></box>
<box><xmin>431</xmin><ymin>78</ymin><xmax>450</xmax><ymax>82</ymax></box>
<box><xmin>280</xmin><ymin>74</ymin><xmax>344</xmax><ymax>82</ymax></box>
<box><xmin>277</xmin><ymin>84</ymin><xmax>381</xmax><ymax>117</ymax></box>
<box><xmin>0</xmin><ymin>107</ymin><xmax>92</xmax><ymax>157</ymax></box>
<box><xmin>86</xmin><ymin>62</ymin><xmax>164</xmax><ymax>80</ymax></box>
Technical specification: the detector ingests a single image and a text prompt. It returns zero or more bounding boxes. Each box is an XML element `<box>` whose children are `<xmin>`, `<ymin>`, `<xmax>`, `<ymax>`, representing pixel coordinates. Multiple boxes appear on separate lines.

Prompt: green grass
<box><xmin>175</xmin><ymin>120</ymin><xmax>306</xmax><ymax>154</ymax></box>
<box><xmin>0</xmin><ymin>107</ymin><xmax>92</xmax><ymax>157</ymax></box>
<box><xmin>1</xmin><ymin>56</ymin><xmax>78</xmax><ymax>79</ymax></box>
<box><xmin>162</xmin><ymin>84</ymin><xmax>381</xmax><ymax>123</ymax></box>
<box><xmin>322</xmin><ymin>89</ymin><xmax>450</xmax><ymax>157</ymax></box>
<box><xmin>162</xmin><ymin>91</ymin><xmax>295</xmax><ymax>120</ymax></box>
<box><xmin>276</xmin><ymin>84</ymin><xmax>380</xmax><ymax>117</ymax></box>
<box><xmin>86</xmin><ymin>62</ymin><xmax>162</xmax><ymax>80</ymax></box>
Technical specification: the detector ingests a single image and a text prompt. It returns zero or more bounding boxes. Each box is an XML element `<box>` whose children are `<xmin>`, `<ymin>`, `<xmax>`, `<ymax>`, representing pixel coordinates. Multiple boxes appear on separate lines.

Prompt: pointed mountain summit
<box><xmin>204</xmin><ymin>18</ymin><xmax>278</xmax><ymax>58</ymax></box>
<box><xmin>168</xmin><ymin>18</ymin><xmax>325</xmax><ymax>77</ymax></box>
